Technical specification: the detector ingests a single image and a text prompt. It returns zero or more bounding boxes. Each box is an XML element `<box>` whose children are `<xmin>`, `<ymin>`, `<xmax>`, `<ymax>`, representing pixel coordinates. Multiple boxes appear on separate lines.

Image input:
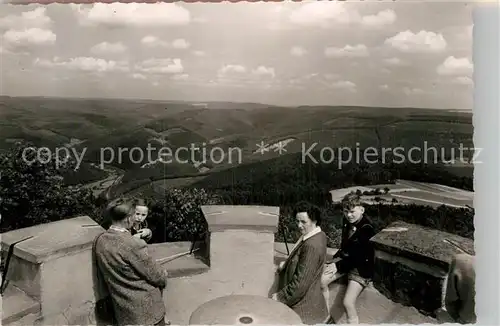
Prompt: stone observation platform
<box><xmin>1</xmin><ymin>206</ymin><xmax>472</xmax><ymax>325</ymax></box>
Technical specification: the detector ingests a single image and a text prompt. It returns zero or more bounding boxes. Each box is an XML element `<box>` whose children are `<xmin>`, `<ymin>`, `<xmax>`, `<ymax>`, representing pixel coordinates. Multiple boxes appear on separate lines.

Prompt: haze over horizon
<box><xmin>1</xmin><ymin>2</ymin><xmax>474</xmax><ymax>110</ymax></box>
<box><xmin>0</xmin><ymin>94</ymin><xmax>473</xmax><ymax>112</ymax></box>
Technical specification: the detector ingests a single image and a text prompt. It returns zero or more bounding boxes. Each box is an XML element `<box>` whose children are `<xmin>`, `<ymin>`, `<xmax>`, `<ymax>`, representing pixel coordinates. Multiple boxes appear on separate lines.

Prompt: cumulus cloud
<box><xmin>289</xmin><ymin>73</ymin><xmax>348</xmax><ymax>89</ymax></box>
<box><xmin>0</xmin><ymin>7</ymin><xmax>52</xmax><ymax>29</ymax></box>
<box><xmin>139</xmin><ymin>36</ymin><xmax>189</xmax><ymax>49</ymax></box>
<box><xmin>252</xmin><ymin>66</ymin><xmax>276</xmax><ymax>78</ymax></box>
<box><xmin>288</xmin><ymin>2</ymin><xmax>358</xmax><ymax>27</ymax></box>
<box><xmin>437</xmin><ymin>56</ymin><xmax>473</xmax><ymax>76</ymax></box>
<box><xmin>214</xmin><ymin>64</ymin><xmax>276</xmax><ymax>88</ymax></box>
<box><xmin>324</xmin><ymin>44</ymin><xmax>369</xmax><ymax>58</ymax></box>
<box><xmin>218</xmin><ymin>64</ymin><xmax>247</xmax><ymax>75</ymax></box>
<box><xmin>90</xmin><ymin>42</ymin><xmax>127</xmax><ymax>55</ymax></box>
<box><xmin>331</xmin><ymin>80</ymin><xmax>356</xmax><ymax>92</ymax></box>
<box><xmin>141</xmin><ymin>36</ymin><xmax>169</xmax><ymax>48</ymax></box>
<box><xmin>3</xmin><ymin>28</ymin><xmax>56</xmax><ymax>47</ymax></box>
<box><xmin>287</xmin><ymin>2</ymin><xmax>395</xmax><ymax>28</ymax></box>
<box><xmin>172</xmin><ymin>38</ymin><xmax>190</xmax><ymax>49</ymax></box>
<box><xmin>361</xmin><ymin>9</ymin><xmax>396</xmax><ymax>27</ymax></box>
<box><xmin>71</xmin><ymin>3</ymin><xmax>190</xmax><ymax>27</ymax></box>
<box><xmin>34</xmin><ymin>56</ymin><xmax>129</xmax><ymax>72</ymax></box>
<box><xmin>385</xmin><ymin>30</ymin><xmax>447</xmax><ymax>53</ymax></box>
<box><xmin>134</xmin><ymin>58</ymin><xmax>183</xmax><ymax>74</ymax></box>
<box><xmin>291</xmin><ymin>46</ymin><xmax>307</xmax><ymax>57</ymax></box>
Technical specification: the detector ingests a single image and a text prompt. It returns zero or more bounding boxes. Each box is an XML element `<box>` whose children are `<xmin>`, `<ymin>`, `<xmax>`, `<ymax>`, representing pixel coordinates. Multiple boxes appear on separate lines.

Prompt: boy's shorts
<box><xmin>321</xmin><ymin>264</ymin><xmax>371</xmax><ymax>289</ymax></box>
<box><xmin>347</xmin><ymin>268</ymin><xmax>371</xmax><ymax>288</ymax></box>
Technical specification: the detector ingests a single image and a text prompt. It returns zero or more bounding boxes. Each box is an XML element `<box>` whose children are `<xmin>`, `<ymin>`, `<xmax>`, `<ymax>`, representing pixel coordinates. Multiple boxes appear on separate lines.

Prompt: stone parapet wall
<box><xmin>370</xmin><ymin>221</ymin><xmax>474</xmax><ymax>316</ymax></box>
<box><xmin>373</xmin><ymin>250</ymin><xmax>445</xmax><ymax>314</ymax></box>
<box><xmin>200</xmin><ymin>205</ymin><xmax>279</xmax><ymax>296</ymax></box>
<box><xmin>1</xmin><ymin>216</ymin><xmax>104</xmax><ymax>321</ymax></box>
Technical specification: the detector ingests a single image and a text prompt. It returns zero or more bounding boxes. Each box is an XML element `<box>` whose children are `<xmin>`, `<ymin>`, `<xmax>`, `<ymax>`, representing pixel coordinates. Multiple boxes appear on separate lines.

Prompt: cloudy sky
<box><xmin>1</xmin><ymin>2</ymin><xmax>474</xmax><ymax>109</ymax></box>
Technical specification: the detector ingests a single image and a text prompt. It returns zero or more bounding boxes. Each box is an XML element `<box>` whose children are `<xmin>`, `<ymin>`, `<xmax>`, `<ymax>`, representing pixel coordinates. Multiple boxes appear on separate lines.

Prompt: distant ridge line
<box><xmin>0</xmin><ymin>95</ymin><xmax>472</xmax><ymax>112</ymax></box>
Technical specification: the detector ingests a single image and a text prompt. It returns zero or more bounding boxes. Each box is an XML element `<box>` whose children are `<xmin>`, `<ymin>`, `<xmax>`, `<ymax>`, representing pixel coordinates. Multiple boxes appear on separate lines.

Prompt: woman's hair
<box><xmin>104</xmin><ymin>197</ymin><xmax>134</xmax><ymax>222</ymax></box>
<box><xmin>292</xmin><ymin>200</ymin><xmax>322</xmax><ymax>226</ymax></box>
<box><xmin>341</xmin><ymin>192</ymin><xmax>363</xmax><ymax>210</ymax></box>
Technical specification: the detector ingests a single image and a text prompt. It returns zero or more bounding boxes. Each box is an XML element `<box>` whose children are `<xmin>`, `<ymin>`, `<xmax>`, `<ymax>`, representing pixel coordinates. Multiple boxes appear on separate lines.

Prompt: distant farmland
<box><xmin>329</xmin><ymin>179</ymin><xmax>473</xmax><ymax>209</ymax></box>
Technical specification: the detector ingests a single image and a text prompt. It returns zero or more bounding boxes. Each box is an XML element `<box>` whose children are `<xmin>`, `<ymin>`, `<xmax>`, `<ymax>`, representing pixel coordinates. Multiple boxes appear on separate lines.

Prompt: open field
<box><xmin>330</xmin><ymin>179</ymin><xmax>473</xmax><ymax>209</ymax></box>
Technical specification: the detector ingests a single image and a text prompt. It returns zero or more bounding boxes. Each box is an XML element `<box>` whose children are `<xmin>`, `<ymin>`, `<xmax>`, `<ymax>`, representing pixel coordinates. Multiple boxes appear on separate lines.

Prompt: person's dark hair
<box><xmin>292</xmin><ymin>201</ymin><xmax>322</xmax><ymax>226</ymax></box>
<box><xmin>131</xmin><ymin>198</ymin><xmax>148</xmax><ymax>207</ymax></box>
<box><xmin>105</xmin><ymin>198</ymin><xmax>134</xmax><ymax>222</ymax></box>
<box><xmin>341</xmin><ymin>192</ymin><xmax>364</xmax><ymax>210</ymax></box>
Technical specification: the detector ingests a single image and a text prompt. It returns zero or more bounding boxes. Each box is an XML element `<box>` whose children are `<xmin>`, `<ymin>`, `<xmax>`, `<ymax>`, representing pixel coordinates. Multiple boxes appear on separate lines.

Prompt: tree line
<box><xmin>1</xmin><ymin>142</ymin><xmax>473</xmax><ymax>248</ymax></box>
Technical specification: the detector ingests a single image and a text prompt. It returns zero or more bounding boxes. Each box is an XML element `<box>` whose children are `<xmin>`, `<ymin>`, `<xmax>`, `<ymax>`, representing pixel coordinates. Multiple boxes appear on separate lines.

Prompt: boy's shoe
<box><xmin>323</xmin><ymin>315</ymin><xmax>336</xmax><ymax>324</ymax></box>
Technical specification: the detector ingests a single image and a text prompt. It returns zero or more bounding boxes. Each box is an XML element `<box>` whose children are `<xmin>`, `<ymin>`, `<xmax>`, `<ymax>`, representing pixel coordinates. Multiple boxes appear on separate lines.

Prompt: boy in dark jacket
<box><xmin>321</xmin><ymin>192</ymin><xmax>376</xmax><ymax>324</ymax></box>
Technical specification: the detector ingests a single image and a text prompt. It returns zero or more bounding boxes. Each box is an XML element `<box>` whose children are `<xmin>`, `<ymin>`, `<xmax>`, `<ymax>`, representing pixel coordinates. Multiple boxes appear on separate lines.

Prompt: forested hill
<box><xmin>187</xmin><ymin>149</ymin><xmax>473</xmax><ymax>207</ymax></box>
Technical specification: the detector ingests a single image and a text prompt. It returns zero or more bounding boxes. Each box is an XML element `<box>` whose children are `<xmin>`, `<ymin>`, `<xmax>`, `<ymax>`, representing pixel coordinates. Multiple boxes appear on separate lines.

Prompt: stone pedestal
<box><xmin>201</xmin><ymin>205</ymin><xmax>279</xmax><ymax>296</ymax></box>
<box><xmin>370</xmin><ymin>221</ymin><xmax>474</xmax><ymax>315</ymax></box>
<box><xmin>1</xmin><ymin>216</ymin><xmax>105</xmax><ymax>318</ymax></box>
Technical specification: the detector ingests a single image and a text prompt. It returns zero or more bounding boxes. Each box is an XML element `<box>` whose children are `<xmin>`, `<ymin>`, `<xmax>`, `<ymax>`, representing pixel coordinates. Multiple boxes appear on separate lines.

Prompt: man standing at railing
<box><xmin>93</xmin><ymin>198</ymin><xmax>169</xmax><ymax>326</ymax></box>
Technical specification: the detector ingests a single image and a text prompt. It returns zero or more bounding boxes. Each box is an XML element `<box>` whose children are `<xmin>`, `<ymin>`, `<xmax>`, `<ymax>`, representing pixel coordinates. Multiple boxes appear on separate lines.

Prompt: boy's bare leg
<box><xmin>343</xmin><ymin>280</ymin><xmax>364</xmax><ymax>324</ymax></box>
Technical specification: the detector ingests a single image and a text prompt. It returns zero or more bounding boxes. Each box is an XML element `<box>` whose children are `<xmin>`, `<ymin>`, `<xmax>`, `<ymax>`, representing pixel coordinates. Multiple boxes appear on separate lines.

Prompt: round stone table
<box><xmin>189</xmin><ymin>294</ymin><xmax>303</xmax><ymax>325</ymax></box>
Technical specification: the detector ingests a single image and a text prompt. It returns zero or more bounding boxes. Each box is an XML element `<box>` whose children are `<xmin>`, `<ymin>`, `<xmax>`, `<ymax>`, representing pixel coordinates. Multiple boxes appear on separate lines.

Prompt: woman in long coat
<box><xmin>272</xmin><ymin>202</ymin><xmax>329</xmax><ymax>324</ymax></box>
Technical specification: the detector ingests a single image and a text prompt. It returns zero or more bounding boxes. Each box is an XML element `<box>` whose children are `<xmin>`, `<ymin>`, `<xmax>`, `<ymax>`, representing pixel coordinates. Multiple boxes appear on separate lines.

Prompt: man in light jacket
<box><xmin>94</xmin><ymin>199</ymin><xmax>168</xmax><ymax>326</ymax></box>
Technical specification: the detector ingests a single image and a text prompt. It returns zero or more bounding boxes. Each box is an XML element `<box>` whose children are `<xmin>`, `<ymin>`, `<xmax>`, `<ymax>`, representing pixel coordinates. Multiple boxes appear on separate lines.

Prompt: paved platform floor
<box><xmin>162</xmin><ymin>272</ymin><xmax>439</xmax><ymax>325</ymax></box>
